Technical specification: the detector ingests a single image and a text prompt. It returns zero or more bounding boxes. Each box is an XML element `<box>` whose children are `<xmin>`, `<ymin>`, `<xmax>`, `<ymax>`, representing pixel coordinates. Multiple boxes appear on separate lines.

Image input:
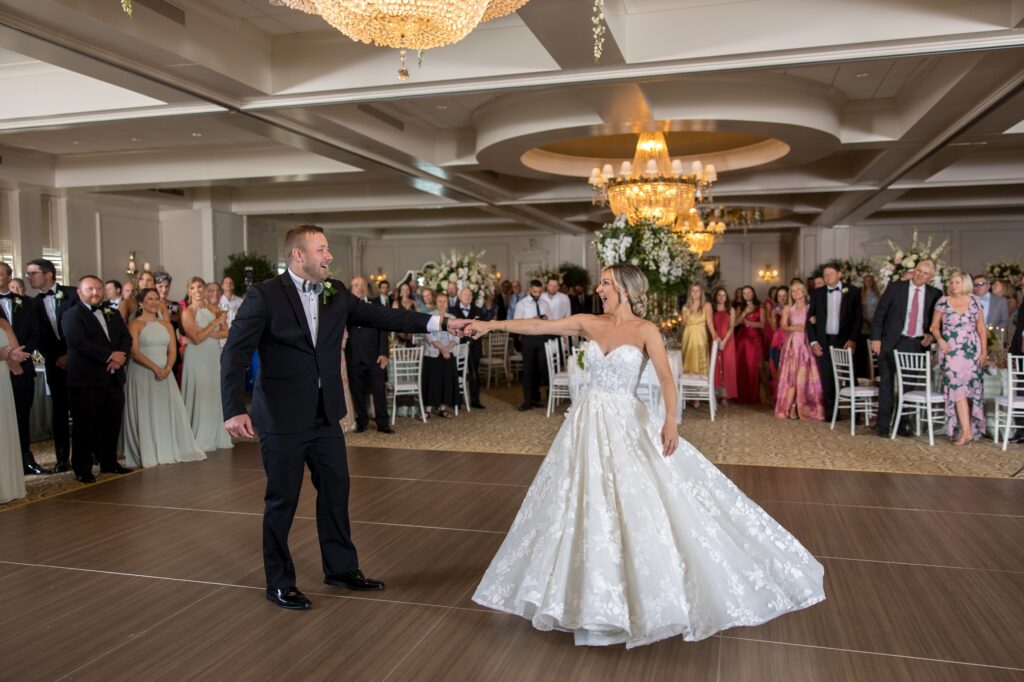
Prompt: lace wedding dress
<box><xmin>472</xmin><ymin>342</ymin><xmax>825</xmax><ymax>648</ymax></box>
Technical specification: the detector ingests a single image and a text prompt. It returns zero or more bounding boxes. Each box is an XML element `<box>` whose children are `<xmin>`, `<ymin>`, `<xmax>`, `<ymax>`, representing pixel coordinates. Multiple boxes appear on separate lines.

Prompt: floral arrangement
<box><xmin>984</xmin><ymin>259</ymin><xmax>1023</xmax><ymax>283</ymax></box>
<box><xmin>876</xmin><ymin>231</ymin><xmax>949</xmax><ymax>290</ymax></box>
<box><xmin>528</xmin><ymin>265</ymin><xmax>565</xmax><ymax>285</ymax></box>
<box><xmin>420</xmin><ymin>250</ymin><xmax>497</xmax><ymax>307</ymax></box>
<box><xmin>593</xmin><ymin>216</ymin><xmax>703</xmax><ymax>320</ymax></box>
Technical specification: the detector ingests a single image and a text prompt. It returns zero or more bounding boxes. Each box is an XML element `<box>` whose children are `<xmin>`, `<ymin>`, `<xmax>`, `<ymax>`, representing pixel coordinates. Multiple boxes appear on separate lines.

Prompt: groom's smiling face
<box><xmin>295</xmin><ymin>232</ymin><xmax>333</xmax><ymax>283</ymax></box>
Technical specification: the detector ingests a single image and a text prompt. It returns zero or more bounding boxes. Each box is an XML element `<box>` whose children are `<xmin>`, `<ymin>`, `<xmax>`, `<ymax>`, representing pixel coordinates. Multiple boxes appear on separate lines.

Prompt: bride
<box><xmin>466</xmin><ymin>264</ymin><xmax>825</xmax><ymax>648</ymax></box>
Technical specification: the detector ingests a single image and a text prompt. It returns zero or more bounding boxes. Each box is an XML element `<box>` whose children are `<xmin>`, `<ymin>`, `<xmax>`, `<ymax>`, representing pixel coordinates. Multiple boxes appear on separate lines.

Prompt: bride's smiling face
<box><xmin>596</xmin><ymin>270</ymin><xmax>621</xmax><ymax>313</ymax></box>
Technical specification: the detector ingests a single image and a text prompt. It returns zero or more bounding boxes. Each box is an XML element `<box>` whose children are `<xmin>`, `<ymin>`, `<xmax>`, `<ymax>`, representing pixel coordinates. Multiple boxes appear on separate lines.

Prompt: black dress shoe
<box><xmin>75</xmin><ymin>473</ymin><xmax>96</xmax><ymax>484</ymax></box>
<box><xmin>324</xmin><ymin>570</ymin><xmax>385</xmax><ymax>592</ymax></box>
<box><xmin>24</xmin><ymin>463</ymin><xmax>50</xmax><ymax>476</ymax></box>
<box><xmin>1009</xmin><ymin>432</ymin><xmax>1024</xmax><ymax>444</ymax></box>
<box><xmin>377</xmin><ymin>425</ymin><xmax>395</xmax><ymax>434</ymax></box>
<box><xmin>517</xmin><ymin>403</ymin><xmax>532</xmax><ymax>411</ymax></box>
<box><xmin>100</xmin><ymin>464</ymin><xmax>133</xmax><ymax>475</ymax></box>
<box><xmin>355</xmin><ymin>424</ymin><xmax>368</xmax><ymax>433</ymax></box>
<box><xmin>532</xmin><ymin>401</ymin><xmax>544</xmax><ymax>408</ymax></box>
<box><xmin>470</xmin><ymin>402</ymin><xmax>486</xmax><ymax>409</ymax></box>
<box><xmin>266</xmin><ymin>587</ymin><xmax>312</xmax><ymax>610</ymax></box>
<box><xmin>52</xmin><ymin>462</ymin><xmax>70</xmax><ymax>474</ymax></box>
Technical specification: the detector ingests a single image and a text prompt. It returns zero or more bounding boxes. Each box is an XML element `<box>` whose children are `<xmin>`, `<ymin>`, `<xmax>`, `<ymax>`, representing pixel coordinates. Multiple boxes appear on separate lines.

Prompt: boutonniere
<box><xmin>102</xmin><ymin>307</ymin><xmax>115</xmax><ymax>319</ymax></box>
<box><xmin>320</xmin><ymin>280</ymin><xmax>336</xmax><ymax>305</ymax></box>
<box><xmin>841</xmin><ymin>287</ymin><xmax>849</xmax><ymax>295</ymax></box>
<box><xmin>13</xmin><ymin>297</ymin><xmax>23</xmax><ymax>312</ymax></box>
<box><xmin>55</xmin><ymin>289</ymin><xmax>65</xmax><ymax>302</ymax></box>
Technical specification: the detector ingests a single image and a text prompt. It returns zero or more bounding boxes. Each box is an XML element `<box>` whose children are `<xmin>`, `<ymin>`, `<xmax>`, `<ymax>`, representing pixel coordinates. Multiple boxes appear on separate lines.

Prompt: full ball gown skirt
<box><xmin>936</xmin><ymin>296</ymin><xmax>986</xmax><ymax>440</ymax></box>
<box><xmin>773</xmin><ymin>306</ymin><xmax>825</xmax><ymax>421</ymax></box>
<box><xmin>472</xmin><ymin>343</ymin><xmax>825</xmax><ymax>648</ymax></box>
<box><xmin>0</xmin><ymin>328</ymin><xmax>26</xmax><ymax>504</ymax></box>
<box><xmin>122</xmin><ymin>321</ymin><xmax>206</xmax><ymax>468</ymax></box>
<box><xmin>680</xmin><ymin>309</ymin><xmax>709</xmax><ymax>375</ymax></box>
<box><xmin>181</xmin><ymin>307</ymin><xmax>233</xmax><ymax>451</ymax></box>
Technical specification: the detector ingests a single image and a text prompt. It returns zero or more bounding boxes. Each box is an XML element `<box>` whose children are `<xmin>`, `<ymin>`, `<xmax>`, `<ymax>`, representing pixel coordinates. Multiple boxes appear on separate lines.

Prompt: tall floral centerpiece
<box><xmin>984</xmin><ymin>259</ymin><xmax>1023</xmax><ymax>285</ymax></box>
<box><xmin>593</xmin><ymin>216</ymin><xmax>703</xmax><ymax>323</ymax></box>
<box><xmin>420</xmin><ymin>250</ymin><xmax>498</xmax><ymax>307</ymax></box>
<box><xmin>876</xmin><ymin>231</ymin><xmax>950</xmax><ymax>290</ymax></box>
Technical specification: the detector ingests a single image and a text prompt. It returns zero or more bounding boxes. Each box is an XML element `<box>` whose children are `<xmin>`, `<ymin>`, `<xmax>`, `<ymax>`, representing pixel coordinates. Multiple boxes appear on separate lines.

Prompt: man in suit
<box><xmin>374</xmin><ymin>280</ymin><xmax>391</xmax><ymax>307</ymax></box>
<box><xmin>25</xmin><ymin>258</ymin><xmax>79</xmax><ymax>473</ymax></box>
<box><xmin>870</xmin><ymin>259</ymin><xmax>942</xmax><ymax>437</ymax></box>
<box><xmin>222</xmin><ymin>225</ymin><xmax>470</xmax><ymax>610</ymax></box>
<box><xmin>569</xmin><ymin>284</ymin><xmax>592</xmax><ymax>316</ymax></box>
<box><xmin>451</xmin><ymin>286</ymin><xmax>485</xmax><ymax>409</ymax></box>
<box><xmin>807</xmin><ymin>261</ymin><xmax>863</xmax><ymax>416</ymax></box>
<box><xmin>1</xmin><ymin>262</ymin><xmax>46</xmax><ymax>474</ymax></box>
<box><xmin>973</xmin><ymin>275</ymin><xmax>1010</xmax><ymax>329</ymax></box>
<box><xmin>61</xmin><ymin>275</ymin><xmax>133</xmax><ymax>483</ymax></box>
<box><xmin>346</xmin><ymin>276</ymin><xmax>393</xmax><ymax>434</ymax></box>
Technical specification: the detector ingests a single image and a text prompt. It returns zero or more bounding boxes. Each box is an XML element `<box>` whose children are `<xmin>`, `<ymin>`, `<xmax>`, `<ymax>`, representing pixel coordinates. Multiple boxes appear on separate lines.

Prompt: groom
<box><xmin>222</xmin><ymin>225</ymin><xmax>470</xmax><ymax>610</ymax></box>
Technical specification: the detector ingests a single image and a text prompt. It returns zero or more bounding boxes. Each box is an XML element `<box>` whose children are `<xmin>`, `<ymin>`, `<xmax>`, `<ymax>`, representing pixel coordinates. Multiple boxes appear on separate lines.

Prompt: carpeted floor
<box><xmin>6</xmin><ymin>383</ymin><xmax>1020</xmax><ymax>512</ymax></box>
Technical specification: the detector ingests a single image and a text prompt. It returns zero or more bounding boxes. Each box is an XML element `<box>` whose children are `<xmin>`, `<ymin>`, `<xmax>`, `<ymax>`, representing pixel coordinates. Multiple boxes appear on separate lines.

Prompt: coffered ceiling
<box><xmin>0</xmin><ymin>0</ymin><xmax>1022</xmax><ymax>239</ymax></box>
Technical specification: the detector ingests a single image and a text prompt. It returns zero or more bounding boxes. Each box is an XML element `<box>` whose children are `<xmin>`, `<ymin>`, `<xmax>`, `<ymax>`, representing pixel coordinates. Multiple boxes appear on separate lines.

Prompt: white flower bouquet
<box><xmin>420</xmin><ymin>250</ymin><xmax>498</xmax><ymax>307</ymax></box>
<box><xmin>875</xmin><ymin>231</ymin><xmax>950</xmax><ymax>290</ymax></box>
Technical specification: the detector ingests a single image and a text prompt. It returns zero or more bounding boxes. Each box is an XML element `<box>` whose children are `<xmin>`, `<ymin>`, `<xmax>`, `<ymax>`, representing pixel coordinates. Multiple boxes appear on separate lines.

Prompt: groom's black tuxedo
<box><xmin>61</xmin><ymin>302</ymin><xmax>131</xmax><ymax>477</ymax></box>
<box><xmin>807</xmin><ymin>282</ymin><xmax>863</xmax><ymax>414</ymax></box>
<box><xmin>221</xmin><ymin>272</ymin><xmax>432</xmax><ymax>590</ymax></box>
<box><xmin>34</xmin><ymin>284</ymin><xmax>79</xmax><ymax>468</ymax></box>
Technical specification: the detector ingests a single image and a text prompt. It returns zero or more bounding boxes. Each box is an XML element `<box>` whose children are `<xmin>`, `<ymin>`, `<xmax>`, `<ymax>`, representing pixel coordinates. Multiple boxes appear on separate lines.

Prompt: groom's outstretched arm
<box><xmin>221</xmin><ymin>286</ymin><xmax>266</xmax><ymax>426</ymax></box>
<box><xmin>347</xmin><ymin>290</ymin><xmax>433</xmax><ymax>333</ymax></box>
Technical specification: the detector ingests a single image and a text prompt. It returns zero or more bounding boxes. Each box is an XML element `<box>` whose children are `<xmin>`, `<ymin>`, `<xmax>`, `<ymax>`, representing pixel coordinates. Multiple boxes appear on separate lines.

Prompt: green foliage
<box><xmin>223</xmin><ymin>252</ymin><xmax>276</xmax><ymax>296</ymax></box>
<box><xmin>558</xmin><ymin>262</ymin><xmax>591</xmax><ymax>289</ymax></box>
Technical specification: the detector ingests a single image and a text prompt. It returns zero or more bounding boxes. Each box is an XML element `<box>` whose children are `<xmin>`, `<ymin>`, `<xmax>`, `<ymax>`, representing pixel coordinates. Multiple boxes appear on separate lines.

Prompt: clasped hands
<box><xmin>106</xmin><ymin>351</ymin><xmax>128</xmax><ymax>373</ymax></box>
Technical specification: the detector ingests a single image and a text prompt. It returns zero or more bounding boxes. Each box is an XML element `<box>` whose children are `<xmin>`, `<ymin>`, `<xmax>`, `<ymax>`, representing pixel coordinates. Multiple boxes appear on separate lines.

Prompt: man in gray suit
<box><xmin>973</xmin><ymin>275</ymin><xmax>1009</xmax><ymax>328</ymax></box>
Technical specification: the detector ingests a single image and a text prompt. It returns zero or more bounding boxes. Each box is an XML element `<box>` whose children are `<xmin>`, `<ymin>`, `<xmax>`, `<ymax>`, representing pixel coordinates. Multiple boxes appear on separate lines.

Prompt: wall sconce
<box><xmin>758</xmin><ymin>265</ymin><xmax>779</xmax><ymax>282</ymax></box>
<box><xmin>126</xmin><ymin>251</ymin><xmax>137</xmax><ymax>278</ymax></box>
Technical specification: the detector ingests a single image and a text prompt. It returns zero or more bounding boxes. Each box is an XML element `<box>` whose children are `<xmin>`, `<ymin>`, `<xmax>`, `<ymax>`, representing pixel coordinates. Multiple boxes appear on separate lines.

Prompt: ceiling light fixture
<box><xmin>855</xmin><ymin>72</ymin><xmax>870</xmax><ymax>78</ymax></box>
<box><xmin>191</xmin><ymin>132</ymin><xmax>203</xmax><ymax>137</ymax></box>
<box><xmin>271</xmin><ymin>0</ymin><xmax>530</xmax><ymax>80</ymax></box>
<box><xmin>588</xmin><ymin>131</ymin><xmax>717</xmax><ymax>228</ymax></box>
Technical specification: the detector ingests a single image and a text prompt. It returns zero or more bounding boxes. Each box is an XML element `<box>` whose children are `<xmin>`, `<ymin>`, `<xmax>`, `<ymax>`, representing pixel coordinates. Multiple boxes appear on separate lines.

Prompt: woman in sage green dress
<box><xmin>122</xmin><ymin>289</ymin><xmax>206</xmax><ymax>468</ymax></box>
<box><xmin>181</xmin><ymin>277</ymin><xmax>233</xmax><ymax>451</ymax></box>
<box><xmin>0</xmin><ymin>318</ymin><xmax>30</xmax><ymax>504</ymax></box>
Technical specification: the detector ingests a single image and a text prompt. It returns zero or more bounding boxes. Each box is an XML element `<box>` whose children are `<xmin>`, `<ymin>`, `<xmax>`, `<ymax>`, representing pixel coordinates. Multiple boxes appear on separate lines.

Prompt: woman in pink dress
<box><xmin>774</xmin><ymin>280</ymin><xmax>825</xmax><ymax>420</ymax></box>
<box><xmin>711</xmin><ymin>287</ymin><xmax>738</xmax><ymax>402</ymax></box>
<box><xmin>735</xmin><ymin>286</ymin><xmax>765</xmax><ymax>404</ymax></box>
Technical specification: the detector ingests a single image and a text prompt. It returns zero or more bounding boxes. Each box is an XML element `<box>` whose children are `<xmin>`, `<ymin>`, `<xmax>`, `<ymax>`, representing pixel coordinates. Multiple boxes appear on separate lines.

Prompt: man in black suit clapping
<box><xmin>25</xmin><ymin>258</ymin><xmax>79</xmax><ymax>473</ymax></box>
<box><xmin>807</xmin><ymin>261</ymin><xmax>863</xmax><ymax>416</ymax></box>
<box><xmin>347</xmin><ymin>276</ymin><xmax>393</xmax><ymax>434</ymax></box>
<box><xmin>870</xmin><ymin>259</ymin><xmax>943</xmax><ymax>437</ymax></box>
<box><xmin>451</xmin><ymin>286</ymin><xmax>485</xmax><ymax>409</ymax></box>
<box><xmin>60</xmin><ymin>276</ymin><xmax>133</xmax><ymax>482</ymax></box>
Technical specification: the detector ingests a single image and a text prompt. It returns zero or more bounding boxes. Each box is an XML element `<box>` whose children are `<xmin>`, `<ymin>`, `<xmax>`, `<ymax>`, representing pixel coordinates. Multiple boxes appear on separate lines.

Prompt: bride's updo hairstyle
<box><xmin>604</xmin><ymin>264</ymin><xmax>649</xmax><ymax>317</ymax></box>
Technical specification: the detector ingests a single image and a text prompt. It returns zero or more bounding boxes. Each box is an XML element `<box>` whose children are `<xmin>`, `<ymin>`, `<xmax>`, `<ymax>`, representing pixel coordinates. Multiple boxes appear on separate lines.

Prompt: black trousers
<box><xmin>877</xmin><ymin>336</ymin><xmax>926</xmax><ymax>435</ymax></box>
<box><xmin>44</xmin><ymin>363</ymin><xmax>71</xmax><ymax>465</ymax></box>
<box><xmin>348</xmin><ymin>360</ymin><xmax>389</xmax><ymax>428</ymax></box>
<box><xmin>520</xmin><ymin>336</ymin><xmax>550</xmax><ymax>405</ymax></box>
<box><xmin>465</xmin><ymin>341</ymin><xmax>481</xmax><ymax>404</ymax></box>
<box><xmin>814</xmin><ymin>334</ymin><xmax>844</xmax><ymax>414</ymax></box>
<box><xmin>68</xmin><ymin>383</ymin><xmax>124</xmax><ymax>477</ymax></box>
<box><xmin>10</xmin><ymin>372</ymin><xmax>35</xmax><ymax>466</ymax></box>
<box><xmin>258</xmin><ymin>409</ymin><xmax>356</xmax><ymax>590</ymax></box>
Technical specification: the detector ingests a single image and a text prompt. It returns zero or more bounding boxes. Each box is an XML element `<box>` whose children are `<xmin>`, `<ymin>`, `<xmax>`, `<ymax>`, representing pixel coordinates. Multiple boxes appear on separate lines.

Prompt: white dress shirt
<box><xmin>219</xmin><ymin>294</ymin><xmax>243</xmax><ymax>325</ymax></box>
<box><xmin>514</xmin><ymin>295</ymin><xmax>551</xmax><ymax>320</ymax></box>
<box><xmin>0</xmin><ymin>292</ymin><xmax>12</xmax><ymax>322</ymax></box>
<box><xmin>541</xmin><ymin>291</ymin><xmax>571</xmax><ymax>321</ymax></box>
<box><xmin>43</xmin><ymin>285</ymin><xmax>60</xmax><ymax>337</ymax></box>
<box><xmin>902</xmin><ymin>283</ymin><xmax>926</xmax><ymax>337</ymax></box>
<box><xmin>89</xmin><ymin>303</ymin><xmax>110</xmax><ymax>340</ymax></box>
<box><xmin>825</xmin><ymin>286</ymin><xmax>842</xmax><ymax>335</ymax></box>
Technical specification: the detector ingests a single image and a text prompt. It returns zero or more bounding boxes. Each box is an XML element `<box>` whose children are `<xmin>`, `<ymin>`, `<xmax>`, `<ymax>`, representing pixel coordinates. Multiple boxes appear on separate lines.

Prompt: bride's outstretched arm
<box><xmin>468</xmin><ymin>314</ymin><xmax>594</xmax><ymax>339</ymax></box>
<box><xmin>642</xmin><ymin>323</ymin><xmax>680</xmax><ymax>456</ymax></box>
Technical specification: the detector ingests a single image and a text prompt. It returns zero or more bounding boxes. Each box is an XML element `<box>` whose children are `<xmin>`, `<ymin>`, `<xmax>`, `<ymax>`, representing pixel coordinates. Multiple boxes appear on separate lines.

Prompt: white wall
<box><xmin>158</xmin><ymin>208</ymin><xmax>205</xmax><ymax>301</ymax></box>
<box><xmin>713</xmin><ymin>231</ymin><xmax>795</xmax><ymax>300</ymax></box>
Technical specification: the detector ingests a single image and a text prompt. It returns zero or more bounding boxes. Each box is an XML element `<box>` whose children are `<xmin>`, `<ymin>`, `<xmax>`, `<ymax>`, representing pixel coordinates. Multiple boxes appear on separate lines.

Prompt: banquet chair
<box><xmin>386</xmin><ymin>346</ymin><xmax>426</xmax><ymax>425</ymax></box>
<box><xmin>454</xmin><ymin>343</ymin><xmax>472</xmax><ymax>416</ymax></box>
<box><xmin>544</xmin><ymin>338</ymin><xmax>572</xmax><ymax>417</ymax></box>
<box><xmin>678</xmin><ymin>340</ymin><xmax>719</xmax><ymax>422</ymax></box>
<box><xmin>508</xmin><ymin>341</ymin><xmax>523</xmax><ymax>381</ymax></box>
<box><xmin>891</xmin><ymin>350</ymin><xmax>945</xmax><ymax>446</ymax></box>
<box><xmin>994</xmin><ymin>354</ymin><xmax>1024</xmax><ymax>452</ymax></box>
<box><xmin>830</xmin><ymin>346</ymin><xmax>878</xmax><ymax>435</ymax></box>
<box><xmin>479</xmin><ymin>331</ymin><xmax>511</xmax><ymax>387</ymax></box>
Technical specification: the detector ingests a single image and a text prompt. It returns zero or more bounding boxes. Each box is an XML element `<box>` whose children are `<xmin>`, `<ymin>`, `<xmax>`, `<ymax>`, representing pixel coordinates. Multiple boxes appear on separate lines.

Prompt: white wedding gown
<box><xmin>472</xmin><ymin>342</ymin><xmax>825</xmax><ymax>648</ymax></box>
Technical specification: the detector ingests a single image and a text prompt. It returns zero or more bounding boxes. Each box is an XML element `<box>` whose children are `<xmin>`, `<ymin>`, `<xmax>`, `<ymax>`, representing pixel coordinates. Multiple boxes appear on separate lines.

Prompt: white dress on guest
<box><xmin>472</xmin><ymin>342</ymin><xmax>825</xmax><ymax>648</ymax></box>
<box><xmin>0</xmin><ymin>328</ymin><xmax>26</xmax><ymax>504</ymax></box>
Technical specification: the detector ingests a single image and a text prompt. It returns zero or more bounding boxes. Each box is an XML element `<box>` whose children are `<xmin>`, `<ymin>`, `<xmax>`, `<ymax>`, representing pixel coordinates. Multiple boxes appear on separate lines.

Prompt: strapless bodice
<box><xmin>582</xmin><ymin>342</ymin><xmax>647</xmax><ymax>396</ymax></box>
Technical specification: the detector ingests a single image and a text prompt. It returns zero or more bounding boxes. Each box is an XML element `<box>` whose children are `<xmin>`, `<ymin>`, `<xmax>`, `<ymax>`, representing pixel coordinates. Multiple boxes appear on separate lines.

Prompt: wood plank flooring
<box><xmin>1</xmin><ymin>444</ymin><xmax>1021</xmax><ymax>681</ymax></box>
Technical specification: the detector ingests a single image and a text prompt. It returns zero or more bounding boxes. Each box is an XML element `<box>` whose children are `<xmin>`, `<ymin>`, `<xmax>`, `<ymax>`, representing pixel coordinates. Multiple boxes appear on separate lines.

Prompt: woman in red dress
<box><xmin>735</xmin><ymin>286</ymin><xmax>765</xmax><ymax>404</ymax></box>
<box><xmin>711</xmin><ymin>287</ymin><xmax>738</xmax><ymax>403</ymax></box>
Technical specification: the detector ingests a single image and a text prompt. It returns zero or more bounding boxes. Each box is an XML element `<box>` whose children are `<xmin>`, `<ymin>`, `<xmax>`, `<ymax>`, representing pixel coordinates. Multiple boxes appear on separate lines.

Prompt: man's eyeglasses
<box><xmin>974</xmin><ymin>282</ymin><xmax>989</xmax><ymax>288</ymax></box>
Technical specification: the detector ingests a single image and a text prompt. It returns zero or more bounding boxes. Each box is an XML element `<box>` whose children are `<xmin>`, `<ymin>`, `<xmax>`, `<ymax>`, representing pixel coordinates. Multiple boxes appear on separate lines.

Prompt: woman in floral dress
<box><xmin>929</xmin><ymin>271</ymin><xmax>988</xmax><ymax>445</ymax></box>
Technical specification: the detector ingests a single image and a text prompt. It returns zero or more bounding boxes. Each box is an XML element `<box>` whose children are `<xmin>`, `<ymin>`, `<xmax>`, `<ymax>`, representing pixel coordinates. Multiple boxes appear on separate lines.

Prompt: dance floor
<box><xmin>1</xmin><ymin>445</ymin><xmax>1022</xmax><ymax>681</ymax></box>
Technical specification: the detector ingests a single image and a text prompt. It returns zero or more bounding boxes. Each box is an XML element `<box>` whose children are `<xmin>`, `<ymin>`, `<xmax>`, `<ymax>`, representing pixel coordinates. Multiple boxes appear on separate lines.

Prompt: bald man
<box><xmin>346</xmin><ymin>277</ymin><xmax>392</xmax><ymax>433</ymax></box>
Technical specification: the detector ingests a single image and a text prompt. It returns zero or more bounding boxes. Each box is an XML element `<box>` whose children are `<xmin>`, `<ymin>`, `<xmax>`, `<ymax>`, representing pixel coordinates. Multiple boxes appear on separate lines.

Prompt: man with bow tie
<box><xmin>0</xmin><ymin>262</ymin><xmax>46</xmax><ymax>475</ymax></box>
<box><xmin>807</xmin><ymin>261</ymin><xmax>863</xmax><ymax>416</ymax></box>
<box><xmin>450</xmin><ymin>286</ymin><xmax>485</xmax><ymax>409</ymax></box>
<box><xmin>25</xmin><ymin>258</ymin><xmax>79</xmax><ymax>473</ymax></box>
<box><xmin>346</xmin><ymin>276</ymin><xmax>393</xmax><ymax>433</ymax></box>
<box><xmin>60</xmin><ymin>275</ymin><xmax>133</xmax><ymax>483</ymax></box>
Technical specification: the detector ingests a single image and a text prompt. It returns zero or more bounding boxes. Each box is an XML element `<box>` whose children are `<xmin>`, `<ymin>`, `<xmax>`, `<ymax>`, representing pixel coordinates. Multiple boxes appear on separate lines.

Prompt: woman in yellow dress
<box><xmin>680</xmin><ymin>282</ymin><xmax>714</xmax><ymax>376</ymax></box>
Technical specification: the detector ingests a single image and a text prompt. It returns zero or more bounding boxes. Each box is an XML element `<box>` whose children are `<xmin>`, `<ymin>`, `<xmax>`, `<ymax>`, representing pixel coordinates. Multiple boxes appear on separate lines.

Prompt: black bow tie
<box><xmin>302</xmin><ymin>281</ymin><xmax>323</xmax><ymax>296</ymax></box>
<box><xmin>828</xmin><ymin>287</ymin><xmax>841</xmax><ymax>293</ymax></box>
<box><xmin>0</xmin><ymin>292</ymin><xmax>12</xmax><ymax>299</ymax></box>
<box><xmin>86</xmin><ymin>304</ymin><xmax>103</xmax><ymax>313</ymax></box>
<box><xmin>42</xmin><ymin>290</ymin><xmax>57</xmax><ymax>297</ymax></box>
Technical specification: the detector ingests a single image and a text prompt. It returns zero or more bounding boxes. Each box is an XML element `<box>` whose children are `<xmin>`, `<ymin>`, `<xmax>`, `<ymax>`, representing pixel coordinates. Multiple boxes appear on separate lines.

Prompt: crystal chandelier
<box><xmin>674</xmin><ymin>207</ymin><xmax>727</xmax><ymax>256</ymax></box>
<box><xmin>588</xmin><ymin>132</ymin><xmax>717</xmax><ymax>228</ymax></box>
<box><xmin>271</xmin><ymin>0</ymin><xmax>529</xmax><ymax>79</ymax></box>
